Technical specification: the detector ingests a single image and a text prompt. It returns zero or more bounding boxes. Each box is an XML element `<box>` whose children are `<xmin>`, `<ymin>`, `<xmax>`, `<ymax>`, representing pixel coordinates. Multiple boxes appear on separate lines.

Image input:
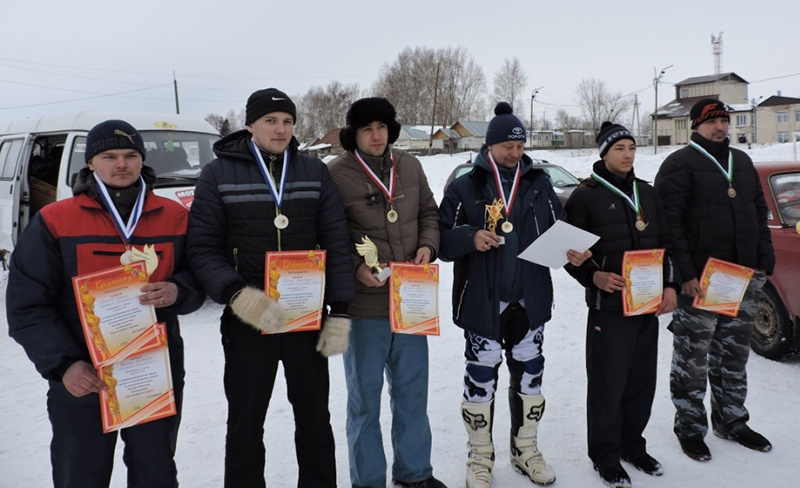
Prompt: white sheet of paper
<box><xmin>517</xmin><ymin>220</ymin><xmax>600</xmax><ymax>269</ymax></box>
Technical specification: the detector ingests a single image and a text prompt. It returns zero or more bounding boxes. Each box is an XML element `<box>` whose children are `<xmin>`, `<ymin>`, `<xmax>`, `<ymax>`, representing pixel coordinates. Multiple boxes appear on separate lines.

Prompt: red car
<box><xmin>752</xmin><ymin>161</ymin><xmax>800</xmax><ymax>359</ymax></box>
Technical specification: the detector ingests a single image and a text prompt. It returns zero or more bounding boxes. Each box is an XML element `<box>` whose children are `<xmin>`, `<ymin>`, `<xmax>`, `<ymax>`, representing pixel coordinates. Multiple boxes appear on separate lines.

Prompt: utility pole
<box><xmin>428</xmin><ymin>63</ymin><xmax>440</xmax><ymax>156</ymax></box>
<box><xmin>529</xmin><ymin>86</ymin><xmax>543</xmax><ymax>149</ymax></box>
<box><xmin>173</xmin><ymin>71</ymin><xmax>180</xmax><ymax>114</ymax></box>
<box><xmin>653</xmin><ymin>65</ymin><xmax>672</xmax><ymax>154</ymax></box>
<box><xmin>631</xmin><ymin>94</ymin><xmax>640</xmax><ymax>139</ymax></box>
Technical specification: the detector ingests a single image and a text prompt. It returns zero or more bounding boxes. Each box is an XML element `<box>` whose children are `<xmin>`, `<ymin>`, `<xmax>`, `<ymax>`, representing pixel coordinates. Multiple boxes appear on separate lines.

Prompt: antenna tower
<box><xmin>711</xmin><ymin>32</ymin><xmax>724</xmax><ymax>74</ymax></box>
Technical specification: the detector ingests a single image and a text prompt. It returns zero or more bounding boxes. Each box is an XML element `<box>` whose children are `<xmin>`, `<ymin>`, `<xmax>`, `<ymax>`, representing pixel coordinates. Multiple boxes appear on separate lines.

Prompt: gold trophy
<box><xmin>120</xmin><ymin>244</ymin><xmax>159</xmax><ymax>275</ymax></box>
<box><xmin>485</xmin><ymin>198</ymin><xmax>506</xmax><ymax>244</ymax></box>
<box><xmin>356</xmin><ymin>236</ymin><xmax>392</xmax><ymax>281</ymax></box>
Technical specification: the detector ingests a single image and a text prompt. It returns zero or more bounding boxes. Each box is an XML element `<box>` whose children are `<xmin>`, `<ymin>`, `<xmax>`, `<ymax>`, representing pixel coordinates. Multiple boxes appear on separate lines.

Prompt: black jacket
<box><xmin>186</xmin><ymin>130</ymin><xmax>354</xmax><ymax>312</ymax></box>
<box><xmin>565</xmin><ymin>160</ymin><xmax>679</xmax><ymax>310</ymax></box>
<box><xmin>439</xmin><ymin>145</ymin><xmax>563</xmax><ymax>340</ymax></box>
<box><xmin>654</xmin><ymin>133</ymin><xmax>774</xmax><ymax>281</ymax></box>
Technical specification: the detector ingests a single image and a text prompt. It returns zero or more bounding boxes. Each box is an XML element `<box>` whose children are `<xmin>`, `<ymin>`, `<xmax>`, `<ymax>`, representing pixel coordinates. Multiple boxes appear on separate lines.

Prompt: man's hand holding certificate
<box><xmin>692</xmin><ymin>258</ymin><xmax>755</xmax><ymax>317</ymax></box>
<box><xmin>72</xmin><ymin>262</ymin><xmax>176</xmax><ymax>432</ymax></box>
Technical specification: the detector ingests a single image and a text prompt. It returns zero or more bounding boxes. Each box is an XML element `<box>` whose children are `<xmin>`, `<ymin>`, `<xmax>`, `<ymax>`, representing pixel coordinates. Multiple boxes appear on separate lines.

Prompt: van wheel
<box><xmin>752</xmin><ymin>285</ymin><xmax>794</xmax><ymax>360</ymax></box>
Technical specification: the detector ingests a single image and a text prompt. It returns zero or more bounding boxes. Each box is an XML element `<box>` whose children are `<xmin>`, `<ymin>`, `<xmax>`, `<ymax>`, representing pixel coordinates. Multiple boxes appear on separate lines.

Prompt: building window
<box><xmin>778</xmin><ymin>131</ymin><xmax>790</xmax><ymax>143</ymax></box>
<box><xmin>796</xmin><ymin>111</ymin><xmax>800</xmax><ymax>122</ymax></box>
<box><xmin>680</xmin><ymin>88</ymin><xmax>689</xmax><ymax>98</ymax></box>
<box><xmin>676</xmin><ymin>118</ymin><xmax>687</xmax><ymax>130</ymax></box>
<box><xmin>777</xmin><ymin>111</ymin><xmax>789</xmax><ymax>123</ymax></box>
<box><xmin>736</xmin><ymin>115</ymin><xmax>748</xmax><ymax>127</ymax></box>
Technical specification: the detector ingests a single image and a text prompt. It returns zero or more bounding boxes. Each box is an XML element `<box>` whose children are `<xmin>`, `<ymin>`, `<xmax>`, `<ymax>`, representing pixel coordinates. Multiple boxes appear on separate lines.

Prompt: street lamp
<box><xmin>653</xmin><ymin>65</ymin><xmax>672</xmax><ymax>154</ymax></box>
<box><xmin>530</xmin><ymin>86</ymin><xmax>543</xmax><ymax>149</ymax></box>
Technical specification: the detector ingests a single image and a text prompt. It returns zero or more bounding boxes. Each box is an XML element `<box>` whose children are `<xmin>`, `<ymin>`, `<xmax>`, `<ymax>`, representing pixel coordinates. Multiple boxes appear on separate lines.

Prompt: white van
<box><xmin>0</xmin><ymin>111</ymin><xmax>220</xmax><ymax>260</ymax></box>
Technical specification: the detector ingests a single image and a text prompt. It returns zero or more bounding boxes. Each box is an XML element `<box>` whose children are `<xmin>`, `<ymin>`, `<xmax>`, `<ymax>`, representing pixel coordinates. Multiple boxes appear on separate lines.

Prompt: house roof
<box><xmin>454</xmin><ymin>121</ymin><xmax>490</xmax><ymax>137</ymax></box>
<box><xmin>400</xmin><ymin>125</ymin><xmax>430</xmax><ymax>141</ymax></box>
<box><xmin>434</xmin><ymin>128</ymin><xmax>461</xmax><ymax>139</ymax></box>
<box><xmin>655</xmin><ymin>95</ymin><xmax>718</xmax><ymax>118</ymax></box>
<box><xmin>759</xmin><ymin>95</ymin><xmax>800</xmax><ymax>107</ymax></box>
<box><xmin>675</xmin><ymin>72</ymin><xmax>748</xmax><ymax>86</ymax></box>
<box><xmin>313</xmin><ymin>128</ymin><xmax>341</xmax><ymax>146</ymax></box>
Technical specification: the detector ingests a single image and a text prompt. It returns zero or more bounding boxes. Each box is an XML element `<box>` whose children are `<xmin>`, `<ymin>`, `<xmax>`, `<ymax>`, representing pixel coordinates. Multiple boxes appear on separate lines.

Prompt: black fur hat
<box><xmin>339</xmin><ymin>97</ymin><xmax>401</xmax><ymax>152</ymax></box>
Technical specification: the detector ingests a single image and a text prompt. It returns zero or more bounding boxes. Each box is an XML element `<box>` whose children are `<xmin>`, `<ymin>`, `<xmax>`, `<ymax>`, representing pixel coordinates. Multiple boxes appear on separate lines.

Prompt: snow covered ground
<box><xmin>2</xmin><ymin>142</ymin><xmax>799</xmax><ymax>487</ymax></box>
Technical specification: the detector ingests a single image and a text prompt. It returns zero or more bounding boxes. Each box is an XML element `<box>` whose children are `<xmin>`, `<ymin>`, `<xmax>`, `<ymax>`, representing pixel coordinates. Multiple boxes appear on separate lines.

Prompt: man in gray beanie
<box><xmin>187</xmin><ymin>88</ymin><xmax>355</xmax><ymax>487</ymax></box>
<box><xmin>439</xmin><ymin>102</ymin><xmax>591</xmax><ymax>488</ymax></box>
<box><xmin>328</xmin><ymin>97</ymin><xmax>443</xmax><ymax>488</ymax></box>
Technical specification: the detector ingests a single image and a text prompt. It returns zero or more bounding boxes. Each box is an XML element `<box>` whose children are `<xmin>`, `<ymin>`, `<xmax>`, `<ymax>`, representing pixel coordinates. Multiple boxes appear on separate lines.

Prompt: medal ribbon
<box><xmin>354</xmin><ymin>150</ymin><xmax>396</xmax><ymax>205</ymax></box>
<box><xmin>486</xmin><ymin>152</ymin><xmax>521</xmax><ymax>218</ymax></box>
<box><xmin>249</xmin><ymin>139</ymin><xmax>288</xmax><ymax>211</ymax></box>
<box><xmin>93</xmin><ymin>171</ymin><xmax>146</xmax><ymax>244</ymax></box>
<box><xmin>689</xmin><ymin>140</ymin><xmax>734</xmax><ymax>185</ymax></box>
<box><xmin>590</xmin><ymin>171</ymin><xmax>642</xmax><ymax>217</ymax></box>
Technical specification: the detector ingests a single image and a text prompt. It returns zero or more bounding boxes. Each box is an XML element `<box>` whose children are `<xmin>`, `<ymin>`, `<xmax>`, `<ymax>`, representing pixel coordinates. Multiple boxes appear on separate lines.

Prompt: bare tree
<box><xmin>553</xmin><ymin>109</ymin><xmax>585</xmax><ymax>131</ymax></box>
<box><xmin>295</xmin><ymin>81</ymin><xmax>360</xmax><ymax>141</ymax></box>
<box><xmin>575</xmin><ymin>78</ymin><xmax>632</xmax><ymax>134</ymax></box>
<box><xmin>374</xmin><ymin>46</ymin><xmax>486</xmax><ymax>125</ymax></box>
<box><xmin>492</xmin><ymin>57</ymin><xmax>528</xmax><ymax>116</ymax></box>
<box><xmin>204</xmin><ymin>113</ymin><xmax>226</xmax><ymax>134</ymax></box>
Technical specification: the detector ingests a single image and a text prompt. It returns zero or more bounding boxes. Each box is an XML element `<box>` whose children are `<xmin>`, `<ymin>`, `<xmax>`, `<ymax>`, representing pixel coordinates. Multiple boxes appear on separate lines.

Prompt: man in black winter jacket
<box><xmin>654</xmin><ymin>98</ymin><xmax>775</xmax><ymax>463</ymax></box>
<box><xmin>186</xmin><ymin>88</ymin><xmax>355</xmax><ymax>488</ymax></box>
<box><xmin>566</xmin><ymin>122</ymin><xmax>678</xmax><ymax>487</ymax></box>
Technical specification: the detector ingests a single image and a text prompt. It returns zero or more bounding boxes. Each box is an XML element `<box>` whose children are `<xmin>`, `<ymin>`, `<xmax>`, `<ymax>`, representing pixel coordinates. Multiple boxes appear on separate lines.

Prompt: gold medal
<box><xmin>635</xmin><ymin>219</ymin><xmax>647</xmax><ymax>231</ymax></box>
<box><xmin>501</xmin><ymin>221</ymin><xmax>514</xmax><ymax>233</ymax></box>
<box><xmin>274</xmin><ymin>214</ymin><xmax>289</xmax><ymax>229</ymax></box>
<box><xmin>387</xmin><ymin>208</ymin><xmax>398</xmax><ymax>223</ymax></box>
<box><xmin>727</xmin><ymin>187</ymin><xmax>737</xmax><ymax>198</ymax></box>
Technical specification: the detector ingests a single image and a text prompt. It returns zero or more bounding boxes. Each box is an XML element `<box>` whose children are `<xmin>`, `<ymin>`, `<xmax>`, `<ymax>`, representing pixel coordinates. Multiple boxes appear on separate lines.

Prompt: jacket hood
<box><xmin>73</xmin><ymin>164</ymin><xmax>156</xmax><ymax>196</ymax></box>
<box><xmin>213</xmin><ymin>128</ymin><xmax>299</xmax><ymax>162</ymax></box>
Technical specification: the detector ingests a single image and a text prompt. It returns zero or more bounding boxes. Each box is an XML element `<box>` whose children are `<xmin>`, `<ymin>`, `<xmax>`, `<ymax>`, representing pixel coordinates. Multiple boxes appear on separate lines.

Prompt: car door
<box><xmin>0</xmin><ymin>136</ymin><xmax>27</xmax><ymax>252</ymax></box>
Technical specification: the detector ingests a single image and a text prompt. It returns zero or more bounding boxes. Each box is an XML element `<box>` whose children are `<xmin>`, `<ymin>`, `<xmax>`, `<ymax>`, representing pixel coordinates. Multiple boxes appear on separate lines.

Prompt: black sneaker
<box><xmin>621</xmin><ymin>451</ymin><xmax>664</xmax><ymax>476</ymax></box>
<box><xmin>714</xmin><ymin>426</ymin><xmax>772</xmax><ymax>452</ymax></box>
<box><xmin>678</xmin><ymin>437</ymin><xmax>711</xmax><ymax>462</ymax></box>
<box><xmin>593</xmin><ymin>462</ymin><xmax>631</xmax><ymax>488</ymax></box>
<box><xmin>392</xmin><ymin>476</ymin><xmax>447</xmax><ymax>488</ymax></box>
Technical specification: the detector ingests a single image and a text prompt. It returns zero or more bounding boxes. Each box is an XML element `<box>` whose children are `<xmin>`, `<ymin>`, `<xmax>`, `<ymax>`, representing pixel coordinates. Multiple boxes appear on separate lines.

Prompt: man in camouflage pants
<box><xmin>655</xmin><ymin>98</ymin><xmax>775</xmax><ymax>462</ymax></box>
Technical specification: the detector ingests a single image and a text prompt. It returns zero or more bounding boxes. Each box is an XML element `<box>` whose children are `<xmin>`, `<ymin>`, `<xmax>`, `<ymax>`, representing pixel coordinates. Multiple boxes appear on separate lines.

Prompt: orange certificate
<box><xmin>693</xmin><ymin>258</ymin><xmax>755</xmax><ymax>317</ymax></box>
<box><xmin>98</xmin><ymin>322</ymin><xmax>176</xmax><ymax>433</ymax></box>
<box><xmin>622</xmin><ymin>249</ymin><xmax>665</xmax><ymax>316</ymax></box>
<box><xmin>389</xmin><ymin>262</ymin><xmax>440</xmax><ymax>336</ymax></box>
<box><xmin>72</xmin><ymin>261</ymin><xmax>158</xmax><ymax>368</ymax></box>
<box><xmin>264</xmin><ymin>250</ymin><xmax>326</xmax><ymax>334</ymax></box>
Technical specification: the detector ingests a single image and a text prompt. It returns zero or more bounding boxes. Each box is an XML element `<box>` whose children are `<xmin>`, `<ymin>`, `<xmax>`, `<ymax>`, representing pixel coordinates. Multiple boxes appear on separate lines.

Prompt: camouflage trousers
<box><xmin>669</xmin><ymin>270</ymin><xmax>766</xmax><ymax>439</ymax></box>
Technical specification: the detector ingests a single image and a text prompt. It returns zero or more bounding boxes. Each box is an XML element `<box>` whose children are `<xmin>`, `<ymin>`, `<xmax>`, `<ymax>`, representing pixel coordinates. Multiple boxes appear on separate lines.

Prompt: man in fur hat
<box><xmin>328</xmin><ymin>97</ymin><xmax>443</xmax><ymax>488</ymax></box>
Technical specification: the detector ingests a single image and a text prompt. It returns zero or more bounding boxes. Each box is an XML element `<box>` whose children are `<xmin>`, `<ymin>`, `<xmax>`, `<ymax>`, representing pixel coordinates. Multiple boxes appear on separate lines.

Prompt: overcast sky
<box><xmin>1</xmin><ymin>0</ymin><xmax>798</xmax><ymax>126</ymax></box>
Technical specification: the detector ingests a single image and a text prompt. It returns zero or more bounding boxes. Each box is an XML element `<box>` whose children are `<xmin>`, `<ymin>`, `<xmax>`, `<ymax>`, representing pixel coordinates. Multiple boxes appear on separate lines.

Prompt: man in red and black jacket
<box><xmin>7</xmin><ymin>119</ymin><xmax>204</xmax><ymax>487</ymax></box>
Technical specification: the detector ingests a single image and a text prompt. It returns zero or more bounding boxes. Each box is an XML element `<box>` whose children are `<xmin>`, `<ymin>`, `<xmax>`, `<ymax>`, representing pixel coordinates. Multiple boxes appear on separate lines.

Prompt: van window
<box><xmin>68</xmin><ymin>130</ymin><xmax>218</xmax><ymax>188</ymax></box>
<box><xmin>0</xmin><ymin>139</ymin><xmax>24</xmax><ymax>180</ymax></box>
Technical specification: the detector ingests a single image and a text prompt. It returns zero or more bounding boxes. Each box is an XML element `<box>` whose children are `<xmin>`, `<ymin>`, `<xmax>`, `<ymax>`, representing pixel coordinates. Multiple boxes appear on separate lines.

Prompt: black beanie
<box><xmin>339</xmin><ymin>97</ymin><xmax>401</xmax><ymax>152</ymax></box>
<box><xmin>245</xmin><ymin>88</ymin><xmax>297</xmax><ymax>125</ymax></box>
<box><xmin>485</xmin><ymin>102</ymin><xmax>526</xmax><ymax>146</ymax></box>
<box><xmin>596</xmin><ymin>121</ymin><xmax>635</xmax><ymax>158</ymax></box>
<box><xmin>85</xmin><ymin>120</ymin><xmax>146</xmax><ymax>163</ymax></box>
<box><xmin>690</xmin><ymin>98</ymin><xmax>729</xmax><ymax>129</ymax></box>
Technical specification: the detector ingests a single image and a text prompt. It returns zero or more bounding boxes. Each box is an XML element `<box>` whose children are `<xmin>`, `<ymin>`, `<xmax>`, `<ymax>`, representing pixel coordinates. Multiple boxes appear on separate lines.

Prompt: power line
<box><xmin>0</xmin><ymin>84</ymin><xmax>172</xmax><ymax>110</ymax></box>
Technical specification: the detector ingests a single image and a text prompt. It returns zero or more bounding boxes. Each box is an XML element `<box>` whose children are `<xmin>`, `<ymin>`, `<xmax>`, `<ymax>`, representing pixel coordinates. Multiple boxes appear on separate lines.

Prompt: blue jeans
<box><xmin>344</xmin><ymin>318</ymin><xmax>433</xmax><ymax>487</ymax></box>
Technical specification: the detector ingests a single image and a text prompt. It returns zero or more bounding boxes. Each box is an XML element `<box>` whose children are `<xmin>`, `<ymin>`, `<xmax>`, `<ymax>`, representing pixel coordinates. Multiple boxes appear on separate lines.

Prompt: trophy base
<box><xmin>373</xmin><ymin>267</ymin><xmax>392</xmax><ymax>282</ymax></box>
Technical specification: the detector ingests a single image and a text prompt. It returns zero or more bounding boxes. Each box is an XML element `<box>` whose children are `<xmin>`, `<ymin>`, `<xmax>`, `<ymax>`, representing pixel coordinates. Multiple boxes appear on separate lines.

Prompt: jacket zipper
<box><xmin>454</xmin><ymin>279</ymin><xmax>468</xmax><ymax>322</ymax></box>
<box><xmin>232</xmin><ymin>247</ymin><xmax>239</xmax><ymax>272</ymax></box>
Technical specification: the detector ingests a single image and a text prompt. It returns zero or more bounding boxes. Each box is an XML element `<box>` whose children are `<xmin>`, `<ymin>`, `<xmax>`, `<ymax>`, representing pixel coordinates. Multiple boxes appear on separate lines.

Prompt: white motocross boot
<box><xmin>461</xmin><ymin>400</ymin><xmax>495</xmax><ymax>488</ymax></box>
<box><xmin>509</xmin><ymin>390</ymin><xmax>556</xmax><ymax>485</ymax></box>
